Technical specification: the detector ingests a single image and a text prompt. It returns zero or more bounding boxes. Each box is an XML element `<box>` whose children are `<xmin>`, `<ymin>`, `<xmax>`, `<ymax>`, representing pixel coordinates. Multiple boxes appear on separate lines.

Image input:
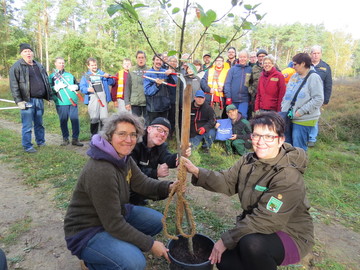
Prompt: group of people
<box><xmin>5</xmin><ymin>42</ymin><xmax>331</xmax><ymax>269</ymax></box>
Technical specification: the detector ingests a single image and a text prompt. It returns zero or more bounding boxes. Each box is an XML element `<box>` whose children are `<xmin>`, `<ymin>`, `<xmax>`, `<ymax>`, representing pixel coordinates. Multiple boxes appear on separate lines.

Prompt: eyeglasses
<box><xmin>151</xmin><ymin>125</ymin><xmax>169</xmax><ymax>136</ymax></box>
<box><xmin>250</xmin><ymin>133</ymin><xmax>280</xmax><ymax>142</ymax></box>
<box><xmin>114</xmin><ymin>131</ymin><xmax>138</xmax><ymax>141</ymax></box>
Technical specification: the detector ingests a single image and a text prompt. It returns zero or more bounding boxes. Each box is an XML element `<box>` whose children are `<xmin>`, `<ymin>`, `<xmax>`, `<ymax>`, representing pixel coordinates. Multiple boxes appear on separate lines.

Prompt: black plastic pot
<box><xmin>168</xmin><ymin>233</ymin><xmax>215</xmax><ymax>270</ymax></box>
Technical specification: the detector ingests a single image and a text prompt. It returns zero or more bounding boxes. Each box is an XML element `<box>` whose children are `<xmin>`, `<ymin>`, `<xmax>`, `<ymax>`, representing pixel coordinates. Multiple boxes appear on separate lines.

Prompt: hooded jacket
<box><xmin>190</xmin><ymin>100</ymin><xmax>216</xmax><ymax>138</ymax></box>
<box><xmin>64</xmin><ymin>135</ymin><xmax>171</xmax><ymax>254</ymax></box>
<box><xmin>9</xmin><ymin>58</ymin><xmax>52</xmax><ymax>103</ymax></box>
<box><xmin>124</xmin><ymin>65</ymin><xmax>148</xmax><ymax>107</ymax></box>
<box><xmin>192</xmin><ymin>143</ymin><xmax>314</xmax><ymax>259</ymax></box>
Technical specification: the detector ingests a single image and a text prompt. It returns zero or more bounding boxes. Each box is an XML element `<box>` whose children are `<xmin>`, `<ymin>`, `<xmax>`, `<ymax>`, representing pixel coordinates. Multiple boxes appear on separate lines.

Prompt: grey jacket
<box><xmin>192</xmin><ymin>143</ymin><xmax>314</xmax><ymax>259</ymax></box>
<box><xmin>124</xmin><ymin>65</ymin><xmax>148</xmax><ymax>106</ymax></box>
<box><xmin>9</xmin><ymin>58</ymin><xmax>52</xmax><ymax>103</ymax></box>
<box><xmin>281</xmin><ymin>71</ymin><xmax>324</xmax><ymax>122</ymax></box>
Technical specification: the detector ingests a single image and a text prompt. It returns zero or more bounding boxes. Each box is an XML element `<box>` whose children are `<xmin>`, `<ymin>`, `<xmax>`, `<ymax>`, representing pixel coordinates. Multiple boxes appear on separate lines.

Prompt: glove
<box><xmin>54</xmin><ymin>82</ymin><xmax>66</xmax><ymax>92</ymax></box>
<box><xmin>198</xmin><ymin>127</ymin><xmax>206</xmax><ymax>135</ymax></box>
<box><xmin>68</xmin><ymin>84</ymin><xmax>79</xmax><ymax>91</ymax></box>
<box><xmin>17</xmin><ymin>101</ymin><xmax>26</xmax><ymax>110</ymax></box>
<box><xmin>225</xmin><ymin>98</ymin><xmax>232</xmax><ymax>105</ymax></box>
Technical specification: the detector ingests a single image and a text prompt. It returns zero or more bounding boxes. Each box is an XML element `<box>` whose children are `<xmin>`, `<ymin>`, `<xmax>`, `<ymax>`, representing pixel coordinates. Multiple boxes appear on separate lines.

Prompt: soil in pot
<box><xmin>168</xmin><ymin>234</ymin><xmax>214</xmax><ymax>265</ymax></box>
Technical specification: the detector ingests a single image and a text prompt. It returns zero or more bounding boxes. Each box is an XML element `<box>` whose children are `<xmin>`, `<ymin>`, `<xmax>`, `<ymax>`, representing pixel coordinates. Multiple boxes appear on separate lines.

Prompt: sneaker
<box><xmin>61</xmin><ymin>139</ymin><xmax>70</xmax><ymax>146</ymax></box>
<box><xmin>25</xmin><ymin>147</ymin><xmax>37</xmax><ymax>153</ymax></box>
<box><xmin>38</xmin><ymin>143</ymin><xmax>46</xmax><ymax>147</ymax></box>
<box><xmin>307</xmin><ymin>142</ymin><xmax>315</xmax><ymax>147</ymax></box>
<box><xmin>72</xmin><ymin>139</ymin><xmax>84</xmax><ymax>147</ymax></box>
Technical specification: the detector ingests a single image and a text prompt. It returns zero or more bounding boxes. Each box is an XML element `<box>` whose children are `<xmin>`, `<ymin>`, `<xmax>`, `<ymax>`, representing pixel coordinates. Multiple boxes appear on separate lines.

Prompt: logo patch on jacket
<box><xmin>266</xmin><ymin>196</ymin><xmax>283</xmax><ymax>213</ymax></box>
<box><xmin>319</xmin><ymin>67</ymin><xmax>327</xmax><ymax>71</ymax></box>
<box><xmin>270</xmin><ymin>78</ymin><xmax>279</xmax><ymax>81</ymax></box>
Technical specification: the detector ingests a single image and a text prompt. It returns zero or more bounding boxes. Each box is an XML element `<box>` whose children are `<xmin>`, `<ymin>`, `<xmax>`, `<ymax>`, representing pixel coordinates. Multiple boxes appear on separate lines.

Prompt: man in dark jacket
<box><xmin>130</xmin><ymin>117</ymin><xmax>190</xmax><ymax>205</ymax></box>
<box><xmin>190</xmin><ymin>90</ymin><xmax>216</xmax><ymax>152</ymax></box>
<box><xmin>308</xmin><ymin>45</ymin><xmax>333</xmax><ymax>147</ymax></box>
<box><xmin>143</xmin><ymin>54</ymin><xmax>172</xmax><ymax>123</ymax></box>
<box><xmin>9</xmin><ymin>43</ymin><xmax>52</xmax><ymax>153</ymax></box>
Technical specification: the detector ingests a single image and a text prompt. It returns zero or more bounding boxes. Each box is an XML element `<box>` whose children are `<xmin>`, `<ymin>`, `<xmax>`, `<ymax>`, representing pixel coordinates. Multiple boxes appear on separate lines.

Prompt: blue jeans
<box><xmin>81</xmin><ymin>206</ymin><xmax>163</xmax><ymax>270</ymax></box>
<box><xmin>308</xmin><ymin>122</ymin><xmax>318</xmax><ymax>143</ymax></box>
<box><xmin>21</xmin><ymin>98</ymin><xmax>45</xmax><ymax>150</ymax></box>
<box><xmin>56</xmin><ymin>105</ymin><xmax>80</xmax><ymax>139</ymax></box>
<box><xmin>233</xmin><ymin>102</ymin><xmax>249</xmax><ymax>119</ymax></box>
<box><xmin>289</xmin><ymin>123</ymin><xmax>312</xmax><ymax>151</ymax></box>
<box><xmin>190</xmin><ymin>128</ymin><xmax>216</xmax><ymax>149</ymax></box>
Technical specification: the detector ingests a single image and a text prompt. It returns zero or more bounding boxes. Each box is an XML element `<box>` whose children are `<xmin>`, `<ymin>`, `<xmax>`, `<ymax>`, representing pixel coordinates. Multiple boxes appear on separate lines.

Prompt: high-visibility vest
<box><xmin>116</xmin><ymin>70</ymin><xmax>126</xmax><ymax>99</ymax></box>
<box><xmin>207</xmin><ymin>66</ymin><xmax>229</xmax><ymax>98</ymax></box>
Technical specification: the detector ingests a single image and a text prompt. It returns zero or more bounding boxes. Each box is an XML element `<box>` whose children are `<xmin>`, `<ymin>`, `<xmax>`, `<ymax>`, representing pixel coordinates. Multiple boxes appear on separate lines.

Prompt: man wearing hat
<box><xmin>216</xmin><ymin>104</ymin><xmax>252</xmax><ymax>155</ymax></box>
<box><xmin>248</xmin><ymin>49</ymin><xmax>268</xmax><ymax>118</ymax></box>
<box><xmin>190</xmin><ymin>90</ymin><xmax>216</xmax><ymax>153</ymax></box>
<box><xmin>9</xmin><ymin>43</ymin><xmax>52</xmax><ymax>153</ymax></box>
<box><xmin>202</xmin><ymin>53</ymin><xmax>212</xmax><ymax>71</ymax></box>
<box><xmin>130</xmin><ymin>117</ymin><xmax>191</xmax><ymax>205</ymax></box>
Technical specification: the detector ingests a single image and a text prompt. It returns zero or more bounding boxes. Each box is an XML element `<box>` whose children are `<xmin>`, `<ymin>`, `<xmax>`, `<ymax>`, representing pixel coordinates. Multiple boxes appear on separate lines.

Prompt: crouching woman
<box><xmin>64</xmin><ymin>113</ymin><xmax>176</xmax><ymax>270</ymax></box>
<box><xmin>182</xmin><ymin>112</ymin><xmax>314</xmax><ymax>270</ymax></box>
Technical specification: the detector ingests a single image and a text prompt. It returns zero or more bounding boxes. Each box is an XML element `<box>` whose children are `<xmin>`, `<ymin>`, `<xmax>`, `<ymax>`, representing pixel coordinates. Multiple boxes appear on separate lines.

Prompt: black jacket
<box><xmin>9</xmin><ymin>58</ymin><xmax>52</xmax><ymax>103</ymax></box>
<box><xmin>190</xmin><ymin>101</ymin><xmax>216</xmax><ymax>138</ymax></box>
<box><xmin>131</xmin><ymin>134</ymin><xmax>177</xmax><ymax>179</ymax></box>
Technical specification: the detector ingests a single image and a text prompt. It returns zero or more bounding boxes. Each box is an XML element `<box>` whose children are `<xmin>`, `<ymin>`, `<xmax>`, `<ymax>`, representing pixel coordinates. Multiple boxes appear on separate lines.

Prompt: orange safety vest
<box><xmin>207</xmin><ymin>66</ymin><xmax>229</xmax><ymax>99</ymax></box>
<box><xmin>116</xmin><ymin>70</ymin><xmax>126</xmax><ymax>99</ymax></box>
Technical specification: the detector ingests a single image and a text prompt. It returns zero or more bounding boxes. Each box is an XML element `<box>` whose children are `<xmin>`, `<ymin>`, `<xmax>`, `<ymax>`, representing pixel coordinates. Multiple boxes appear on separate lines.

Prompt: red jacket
<box><xmin>255</xmin><ymin>67</ymin><xmax>286</xmax><ymax>112</ymax></box>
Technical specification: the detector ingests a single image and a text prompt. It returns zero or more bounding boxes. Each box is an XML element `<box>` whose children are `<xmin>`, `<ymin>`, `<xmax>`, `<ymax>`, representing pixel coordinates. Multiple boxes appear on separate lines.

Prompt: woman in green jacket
<box><xmin>182</xmin><ymin>111</ymin><xmax>314</xmax><ymax>270</ymax></box>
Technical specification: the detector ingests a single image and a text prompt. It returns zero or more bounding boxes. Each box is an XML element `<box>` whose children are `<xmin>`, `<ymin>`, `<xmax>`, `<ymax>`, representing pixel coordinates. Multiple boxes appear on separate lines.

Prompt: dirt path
<box><xmin>0</xmin><ymin>118</ymin><xmax>359</xmax><ymax>269</ymax></box>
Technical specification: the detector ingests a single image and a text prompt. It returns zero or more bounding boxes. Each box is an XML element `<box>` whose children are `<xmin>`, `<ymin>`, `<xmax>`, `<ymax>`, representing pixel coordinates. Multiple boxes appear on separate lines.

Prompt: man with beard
<box><xmin>143</xmin><ymin>54</ymin><xmax>172</xmax><ymax>123</ymax></box>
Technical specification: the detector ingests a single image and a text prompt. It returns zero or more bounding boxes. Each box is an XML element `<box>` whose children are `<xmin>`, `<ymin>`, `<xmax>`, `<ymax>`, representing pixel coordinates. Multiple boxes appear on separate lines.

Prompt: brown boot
<box><xmin>72</xmin><ymin>139</ymin><xmax>84</xmax><ymax>147</ymax></box>
<box><xmin>60</xmin><ymin>139</ymin><xmax>70</xmax><ymax>146</ymax></box>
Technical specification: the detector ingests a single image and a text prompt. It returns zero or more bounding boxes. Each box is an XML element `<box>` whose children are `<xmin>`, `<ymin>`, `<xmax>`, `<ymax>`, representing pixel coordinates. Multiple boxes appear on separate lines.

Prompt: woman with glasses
<box><xmin>182</xmin><ymin>112</ymin><xmax>314</xmax><ymax>270</ymax></box>
<box><xmin>281</xmin><ymin>53</ymin><xmax>324</xmax><ymax>151</ymax></box>
<box><xmin>255</xmin><ymin>54</ymin><xmax>286</xmax><ymax>113</ymax></box>
<box><xmin>64</xmin><ymin>113</ymin><xmax>177</xmax><ymax>269</ymax></box>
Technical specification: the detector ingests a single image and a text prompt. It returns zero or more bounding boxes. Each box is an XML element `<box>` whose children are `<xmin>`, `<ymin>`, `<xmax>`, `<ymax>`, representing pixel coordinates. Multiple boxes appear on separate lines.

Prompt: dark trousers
<box><xmin>132</xmin><ymin>105</ymin><xmax>148</xmax><ymax>126</ymax></box>
<box><xmin>217</xmin><ymin>233</ymin><xmax>284</xmax><ymax>270</ymax></box>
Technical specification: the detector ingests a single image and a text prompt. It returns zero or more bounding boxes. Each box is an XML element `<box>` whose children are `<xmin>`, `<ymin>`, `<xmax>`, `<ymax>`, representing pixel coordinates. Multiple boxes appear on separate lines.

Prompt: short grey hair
<box><xmin>263</xmin><ymin>54</ymin><xmax>276</xmax><ymax>65</ymax></box>
<box><xmin>238</xmin><ymin>49</ymin><xmax>249</xmax><ymax>58</ymax></box>
<box><xmin>99</xmin><ymin>112</ymin><xmax>145</xmax><ymax>143</ymax></box>
<box><xmin>168</xmin><ymin>56</ymin><xmax>178</xmax><ymax>62</ymax></box>
<box><xmin>311</xmin><ymin>45</ymin><xmax>322</xmax><ymax>53</ymax></box>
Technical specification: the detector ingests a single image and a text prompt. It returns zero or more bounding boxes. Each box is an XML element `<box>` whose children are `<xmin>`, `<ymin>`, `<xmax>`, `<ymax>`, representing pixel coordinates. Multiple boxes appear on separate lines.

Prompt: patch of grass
<box><xmin>0</xmin><ymin>128</ymin><xmax>87</xmax><ymax>208</ymax></box>
<box><xmin>0</xmin><ymin>217</ymin><xmax>32</xmax><ymax>246</ymax></box>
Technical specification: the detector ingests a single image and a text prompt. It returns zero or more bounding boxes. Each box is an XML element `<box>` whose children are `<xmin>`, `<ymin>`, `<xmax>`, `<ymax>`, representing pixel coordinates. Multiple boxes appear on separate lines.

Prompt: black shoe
<box><xmin>72</xmin><ymin>139</ymin><xmax>84</xmax><ymax>147</ymax></box>
<box><xmin>61</xmin><ymin>139</ymin><xmax>70</xmax><ymax>146</ymax></box>
<box><xmin>202</xmin><ymin>148</ymin><xmax>210</xmax><ymax>153</ymax></box>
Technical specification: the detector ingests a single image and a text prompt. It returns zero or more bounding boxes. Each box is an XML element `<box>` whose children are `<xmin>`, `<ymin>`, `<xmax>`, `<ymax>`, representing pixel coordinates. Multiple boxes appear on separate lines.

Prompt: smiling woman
<box><xmin>181</xmin><ymin>112</ymin><xmax>314</xmax><ymax>270</ymax></box>
<box><xmin>63</xmin><ymin>112</ymin><xmax>181</xmax><ymax>269</ymax></box>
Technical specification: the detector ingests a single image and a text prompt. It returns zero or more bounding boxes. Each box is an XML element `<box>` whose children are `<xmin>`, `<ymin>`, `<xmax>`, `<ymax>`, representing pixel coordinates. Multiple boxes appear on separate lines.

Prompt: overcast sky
<box><xmin>190</xmin><ymin>0</ymin><xmax>359</xmax><ymax>39</ymax></box>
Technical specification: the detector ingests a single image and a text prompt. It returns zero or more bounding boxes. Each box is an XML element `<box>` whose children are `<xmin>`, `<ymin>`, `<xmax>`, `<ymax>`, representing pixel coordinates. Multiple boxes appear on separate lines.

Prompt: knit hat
<box><xmin>256</xmin><ymin>49</ymin><xmax>268</xmax><ymax>57</ymax></box>
<box><xmin>150</xmin><ymin>117</ymin><xmax>171</xmax><ymax>130</ymax></box>
<box><xmin>226</xmin><ymin>104</ymin><xmax>237</xmax><ymax>112</ymax></box>
<box><xmin>19</xmin><ymin>43</ymin><xmax>33</xmax><ymax>54</ymax></box>
<box><xmin>195</xmin><ymin>90</ymin><xmax>205</xmax><ymax>98</ymax></box>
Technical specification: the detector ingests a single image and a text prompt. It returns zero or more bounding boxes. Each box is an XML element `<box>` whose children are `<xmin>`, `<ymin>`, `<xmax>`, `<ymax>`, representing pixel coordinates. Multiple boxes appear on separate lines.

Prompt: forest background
<box><xmin>0</xmin><ymin>0</ymin><xmax>359</xmax><ymax>79</ymax></box>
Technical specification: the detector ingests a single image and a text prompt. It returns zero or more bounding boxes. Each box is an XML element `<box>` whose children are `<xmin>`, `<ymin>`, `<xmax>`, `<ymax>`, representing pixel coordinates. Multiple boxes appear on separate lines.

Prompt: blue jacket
<box><xmin>224</xmin><ymin>64</ymin><xmax>252</xmax><ymax>103</ymax></box>
<box><xmin>312</xmin><ymin>60</ymin><xmax>332</xmax><ymax>104</ymax></box>
<box><xmin>79</xmin><ymin>70</ymin><xmax>114</xmax><ymax>105</ymax></box>
<box><xmin>143</xmin><ymin>68</ymin><xmax>171</xmax><ymax>112</ymax></box>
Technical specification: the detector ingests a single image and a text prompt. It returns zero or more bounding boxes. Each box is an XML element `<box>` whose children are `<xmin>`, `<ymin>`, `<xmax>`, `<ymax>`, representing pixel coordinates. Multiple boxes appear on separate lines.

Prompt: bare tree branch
<box><xmin>157</xmin><ymin>0</ymin><xmax>182</xmax><ymax>30</ymax></box>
